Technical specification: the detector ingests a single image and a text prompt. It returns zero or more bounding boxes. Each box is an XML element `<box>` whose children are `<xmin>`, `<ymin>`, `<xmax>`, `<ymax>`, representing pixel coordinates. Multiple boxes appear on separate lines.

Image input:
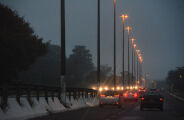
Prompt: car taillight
<box><xmin>134</xmin><ymin>93</ymin><xmax>138</xmax><ymax>97</ymax></box>
<box><xmin>100</xmin><ymin>94</ymin><xmax>105</xmax><ymax>97</ymax></box>
<box><xmin>143</xmin><ymin>90</ymin><xmax>146</xmax><ymax>92</ymax></box>
<box><xmin>141</xmin><ymin>97</ymin><xmax>144</xmax><ymax>101</ymax></box>
<box><xmin>123</xmin><ymin>93</ymin><xmax>128</xmax><ymax>97</ymax></box>
<box><xmin>160</xmin><ymin>98</ymin><xmax>163</xmax><ymax>101</ymax></box>
<box><xmin>116</xmin><ymin>102</ymin><xmax>119</xmax><ymax>105</ymax></box>
<box><xmin>100</xmin><ymin>102</ymin><xmax>103</xmax><ymax>104</ymax></box>
<box><xmin>114</xmin><ymin>95</ymin><xmax>120</xmax><ymax>97</ymax></box>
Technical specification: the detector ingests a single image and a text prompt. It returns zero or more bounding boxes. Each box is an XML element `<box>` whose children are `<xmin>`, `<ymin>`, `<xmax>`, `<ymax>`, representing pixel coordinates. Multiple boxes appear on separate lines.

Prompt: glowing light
<box><xmin>111</xmin><ymin>87</ymin><xmax>115</xmax><ymax>90</ymax></box>
<box><xmin>117</xmin><ymin>86</ymin><xmax>120</xmax><ymax>90</ymax></box>
<box><xmin>133</xmin><ymin>44</ymin><xmax>136</xmax><ymax>48</ymax></box>
<box><xmin>130</xmin><ymin>86</ymin><xmax>133</xmax><ymax>90</ymax></box>
<box><xmin>104</xmin><ymin>87</ymin><xmax>109</xmax><ymax>91</ymax></box>
<box><xmin>130</xmin><ymin>38</ymin><xmax>136</xmax><ymax>43</ymax></box>
<box><xmin>126</xmin><ymin>86</ymin><xmax>130</xmax><ymax>90</ymax></box>
<box><xmin>99</xmin><ymin>87</ymin><xmax>103</xmax><ymax>91</ymax></box>
<box><xmin>92</xmin><ymin>87</ymin><xmax>96</xmax><ymax>90</ymax></box>
<box><xmin>135</xmin><ymin>86</ymin><xmax>138</xmax><ymax>90</ymax></box>
<box><xmin>126</xmin><ymin>26</ymin><xmax>131</xmax><ymax>32</ymax></box>
<box><xmin>120</xmin><ymin>14</ymin><xmax>128</xmax><ymax>19</ymax></box>
<box><xmin>121</xmin><ymin>87</ymin><xmax>124</xmax><ymax>90</ymax></box>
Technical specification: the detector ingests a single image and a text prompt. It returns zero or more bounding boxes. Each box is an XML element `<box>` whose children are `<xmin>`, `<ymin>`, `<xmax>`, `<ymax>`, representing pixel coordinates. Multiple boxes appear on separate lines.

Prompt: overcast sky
<box><xmin>1</xmin><ymin>0</ymin><xmax>184</xmax><ymax>80</ymax></box>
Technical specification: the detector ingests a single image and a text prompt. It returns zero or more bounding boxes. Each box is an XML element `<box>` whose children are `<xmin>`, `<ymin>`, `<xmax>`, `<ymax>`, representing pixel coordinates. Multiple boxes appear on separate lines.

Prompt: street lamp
<box><xmin>126</xmin><ymin>26</ymin><xmax>131</xmax><ymax>86</ymax></box>
<box><xmin>97</xmin><ymin>0</ymin><xmax>101</xmax><ymax>89</ymax></box>
<box><xmin>113</xmin><ymin>0</ymin><xmax>116</xmax><ymax>88</ymax></box>
<box><xmin>120</xmin><ymin>14</ymin><xmax>128</xmax><ymax>87</ymax></box>
<box><xmin>130</xmin><ymin>38</ymin><xmax>135</xmax><ymax>85</ymax></box>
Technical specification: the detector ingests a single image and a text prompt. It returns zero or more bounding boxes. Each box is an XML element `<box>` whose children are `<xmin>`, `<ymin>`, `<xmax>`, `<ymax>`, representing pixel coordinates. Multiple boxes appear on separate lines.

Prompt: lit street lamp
<box><xmin>120</xmin><ymin>14</ymin><xmax>128</xmax><ymax>87</ymax></box>
<box><xmin>126</xmin><ymin>26</ymin><xmax>131</xmax><ymax>86</ymax></box>
<box><xmin>130</xmin><ymin>38</ymin><xmax>135</xmax><ymax>85</ymax></box>
<box><xmin>113</xmin><ymin>0</ymin><xmax>116</xmax><ymax>88</ymax></box>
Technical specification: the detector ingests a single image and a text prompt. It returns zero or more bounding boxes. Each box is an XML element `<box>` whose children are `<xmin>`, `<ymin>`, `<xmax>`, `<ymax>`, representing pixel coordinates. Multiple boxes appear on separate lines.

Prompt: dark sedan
<box><xmin>140</xmin><ymin>91</ymin><xmax>164</xmax><ymax>111</ymax></box>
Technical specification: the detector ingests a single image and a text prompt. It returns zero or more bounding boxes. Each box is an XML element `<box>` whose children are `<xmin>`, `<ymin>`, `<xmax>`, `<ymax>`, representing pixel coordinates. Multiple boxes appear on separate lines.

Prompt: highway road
<box><xmin>29</xmin><ymin>92</ymin><xmax>184</xmax><ymax>120</ymax></box>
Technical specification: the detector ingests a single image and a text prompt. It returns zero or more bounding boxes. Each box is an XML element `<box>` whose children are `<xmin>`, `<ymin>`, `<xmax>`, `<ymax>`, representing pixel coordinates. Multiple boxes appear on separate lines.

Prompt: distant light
<box><xmin>104</xmin><ymin>87</ymin><xmax>109</xmax><ymax>91</ymax></box>
<box><xmin>111</xmin><ymin>87</ymin><xmax>115</xmax><ymax>90</ymax></box>
<box><xmin>121</xmin><ymin>87</ymin><xmax>124</xmax><ymax>90</ymax></box>
<box><xmin>99</xmin><ymin>87</ymin><xmax>103</xmax><ymax>91</ymax></box>
<box><xmin>92</xmin><ymin>87</ymin><xmax>96</xmax><ymax>90</ymax></box>
<box><xmin>117</xmin><ymin>86</ymin><xmax>120</xmax><ymax>90</ymax></box>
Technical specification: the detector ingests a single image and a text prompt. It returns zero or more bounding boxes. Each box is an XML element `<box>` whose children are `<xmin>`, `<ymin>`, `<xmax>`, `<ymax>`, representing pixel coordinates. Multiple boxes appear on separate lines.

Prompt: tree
<box><xmin>0</xmin><ymin>3</ymin><xmax>48</xmax><ymax>85</ymax></box>
<box><xmin>65</xmin><ymin>45</ymin><xmax>94</xmax><ymax>87</ymax></box>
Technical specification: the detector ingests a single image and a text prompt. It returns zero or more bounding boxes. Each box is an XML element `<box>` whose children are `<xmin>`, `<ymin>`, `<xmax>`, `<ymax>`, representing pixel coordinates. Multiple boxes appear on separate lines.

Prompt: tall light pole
<box><xmin>113</xmin><ymin>0</ymin><xmax>116</xmax><ymax>88</ymax></box>
<box><xmin>136</xmin><ymin>50</ymin><xmax>140</xmax><ymax>85</ymax></box>
<box><xmin>97</xmin><ymin>0</ymin><xmax>101</xmax><ymax>88</ymax></box>
<box><xmin>61</xmin><ymin>0</ymin><xmax>66</xmax><ymax>103</ymax></box>
<box><xmin>133</xmin><ymin>43</ymin><xmax>136</xmax><ymax>85</ymax></box>
<box><xmin>120</xmin><ymin>14</ymin><xmax>128</xmax><ymax>87</ymax></box>
<box><xmin>130</xmin><ymin>38</ymin><xmax>135</xmax><ymax>85</ymax></box>
<box><xmin>126</xmin><ymin>26</ymin><xmax>131</xmax><ymax>86</ymax></box>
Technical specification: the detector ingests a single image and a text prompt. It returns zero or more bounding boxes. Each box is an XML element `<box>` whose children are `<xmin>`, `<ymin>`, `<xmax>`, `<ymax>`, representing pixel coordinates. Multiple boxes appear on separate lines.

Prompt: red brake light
<box><xmin>160</xmin><ymin>98</ymin><xmax>163</xmax><ymax>101</ymax></box>
<box><xmin>123</xmin><ymin>93</ymin><xmax>128</xmax><ymax>97</ymax></box>
<box><xmin>100</xmin><ymin>94</ymin><xmax>105</xmax><ymax>97</ymax></box>
<box><xmin>141</xmin><ymin>97</ymin><xmax>144</xmax><ymax>101</ymax></box>
<box><xmin>134</xmin><ymin>93</ymin><xmax>138</xmax><ymax>97</ymax></box>
<box><xmin>114</xmin><ymin>95</ymin><xmax>120</xmax><ymax>97</ymax></box>
<box><xmin>116</xmin><ymin>102</ymin><xmax>119</xmax><ymax>105</ymax></box>
<box><xmin>100</xmin><ymin>102</ymin><xmax>103</xmax><ymax>104</ymax></box>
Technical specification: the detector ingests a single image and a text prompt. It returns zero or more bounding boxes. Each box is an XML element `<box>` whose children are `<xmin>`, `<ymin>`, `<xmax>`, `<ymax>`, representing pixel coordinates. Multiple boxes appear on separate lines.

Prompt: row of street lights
<box><xmin>96</xmin><ymin>0</ymin><xmax>144</xmax><ymax>88</ymax></box>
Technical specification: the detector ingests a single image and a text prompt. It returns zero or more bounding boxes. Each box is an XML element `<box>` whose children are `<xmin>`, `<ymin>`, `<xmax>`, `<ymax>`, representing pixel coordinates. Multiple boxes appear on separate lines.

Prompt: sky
<box><xmin>1</xmin><ymin>0</ymin><xmax>184</xmax><ymax>80</ymax></box>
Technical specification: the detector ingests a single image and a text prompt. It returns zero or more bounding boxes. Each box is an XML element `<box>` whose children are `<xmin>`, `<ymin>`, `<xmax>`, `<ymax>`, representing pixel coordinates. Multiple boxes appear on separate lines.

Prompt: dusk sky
<box><xmin>1</xmin><ymin>0</ymin><xmax>184</xmax><ymax>80</ymax></box>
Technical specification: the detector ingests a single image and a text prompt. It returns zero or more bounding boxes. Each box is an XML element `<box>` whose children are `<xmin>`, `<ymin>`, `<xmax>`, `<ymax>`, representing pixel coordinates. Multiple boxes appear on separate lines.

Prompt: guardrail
<box><xmin>0</xmin><ymin>84</ymin><xmax>97</xmax><ymax>110</ymax></box>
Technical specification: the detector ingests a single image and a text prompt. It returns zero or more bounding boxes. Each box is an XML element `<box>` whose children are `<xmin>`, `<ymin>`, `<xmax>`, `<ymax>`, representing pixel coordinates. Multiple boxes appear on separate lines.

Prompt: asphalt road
<box><xmin>29</xmin><ymin>92</ymin><xmax>184</xmax><ymax>120</ymax></box>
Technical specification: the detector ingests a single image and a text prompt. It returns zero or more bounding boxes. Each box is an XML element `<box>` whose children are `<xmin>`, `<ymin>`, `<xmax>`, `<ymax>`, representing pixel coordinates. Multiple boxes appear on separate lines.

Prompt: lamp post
<box><xmin>61</xmin><ymin>0</ymin><xmax>66</xmax><ymax>104</ymax></box>
<box><xmin>130</xmin><ymin>38</ymin><xmax>135</xmax><ymax>85</ymax></box>
<box><xmin>113</xmin><ymin>0</ymin><xmax>116</xmax><ymax>88</ymax></box>
<box><xmin>136</xmin><ymin>50</ymin><xmax>140</xmax><ymax>85</ymax></box>
<box><xmin>97</xmin><ymin>0</ymin><xmax>101</xmax><ymax>89</ymax></box>
<box><xmin>120</xmin><ymin>14</ymin><xmax>128</xmax><ymax>87</ymax></box>
<box><xmin>133</xmin><ymin>43</ymin><xmax>136</xmax><ymax>85</ymax></box>
<box><xmin>126</xmin><ymin>26</ymin><xmax>131</xmax><ymax>86</ymax></box>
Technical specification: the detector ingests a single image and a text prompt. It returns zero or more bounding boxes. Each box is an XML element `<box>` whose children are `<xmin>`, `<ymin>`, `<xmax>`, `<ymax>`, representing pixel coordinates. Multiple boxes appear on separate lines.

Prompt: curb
<box><xmin>169</xmin><ymin>93</ymin><xmax>184</xmax><ymax>102</ymax></box>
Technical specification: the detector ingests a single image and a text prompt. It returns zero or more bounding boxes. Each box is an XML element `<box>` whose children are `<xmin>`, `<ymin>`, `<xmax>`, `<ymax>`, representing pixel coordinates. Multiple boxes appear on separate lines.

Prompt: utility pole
<box><xmin>113</xmin><ymin>0</ymin><xmax>116</xmax><ymax>88</ymax></box>
<box><xmin>97</xmin><ymin>0</ymin><xmax>101</xmax><ymax>88</ymax></box>
<box><xmin>61</xmin><ymin>0</ymin><xmax>66</xmax><ymax>103</ymax></box>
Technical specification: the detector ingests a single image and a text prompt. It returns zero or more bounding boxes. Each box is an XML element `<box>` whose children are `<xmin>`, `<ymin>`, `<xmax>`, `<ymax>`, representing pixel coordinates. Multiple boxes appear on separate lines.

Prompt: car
<box><xmin>99</xmin><ymin>90</ymin><xmax>121</xmax><ymax>108</ymax></box>
<box><xmin>138</xmin><ymin>87</ymin><xmax>147</xmax><ymax>97</ymax></box>
<box><xmin>140</xmin><ymin>91</ymin><xmax>164</xmax><ymax>111</ymax></box>
<box><xmin>123</xmin><ymin>90</ymin><xmax>139</xmax><ymax>102</ymax></box>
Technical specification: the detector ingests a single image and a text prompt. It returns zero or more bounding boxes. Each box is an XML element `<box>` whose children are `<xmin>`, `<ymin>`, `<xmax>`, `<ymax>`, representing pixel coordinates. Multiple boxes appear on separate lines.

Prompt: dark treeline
<box><xmin>0</xmin><ymin>3</ymin><xmax>48</xmax><ymax>85</ymax></box>
<box><xmin>0</xmin><ymin>3</ymin><xmax>113</xmax><ymax>88</ymax></box>
<box><xmin>166</xmin><ymin>66</ymin><xmax>184</xmax><ymax>92</ymax></box>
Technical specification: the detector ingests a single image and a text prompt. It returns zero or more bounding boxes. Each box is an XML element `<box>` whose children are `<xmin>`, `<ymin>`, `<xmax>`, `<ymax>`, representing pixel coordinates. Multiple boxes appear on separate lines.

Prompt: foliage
<box><xmin>0</xmin><ymin>3</ymin><xmax>48</xmax><ymax>84</ymax></box>
<box><xmin>166</xmin><ymin>67</ymin><xmax>184</xmax><ymax>91</ymax></box>
<box><xmin>65</xmin><ymin>45</ymin><xmax>94</xmax><ymax>87</ymax></box>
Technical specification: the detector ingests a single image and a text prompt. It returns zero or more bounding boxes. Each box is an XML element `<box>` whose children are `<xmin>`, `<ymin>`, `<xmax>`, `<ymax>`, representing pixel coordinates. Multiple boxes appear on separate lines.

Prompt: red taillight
<box><xmin>143</xmin><ymin>90</ymin><xmax>146</xmax><ymax>92</ymax></box>
<box><xmin>116</xmin><ymin>102</ymin><xmax>119</xmax><ymax>105</ymax></box>
<box><xmin>138</xmin><ymin>90</ymin><xmax>141</xmax><ymax>92</ymax></box>
<box><xmin>141</xmin><ymin>97</ymin><xmax>144</xmax><ymax>101</ymax></box>
<box><xmin>160</xmin><ymin>98</ymin><xmax>163</xmax><ymax>101</ymax></box>
<box><xmin>100</xmin><ymin>94</ymin><xmax>105</xmax><ymax>97</ymax></box>
<box><xmin>114</xmin><ymin>95</ymin><xmax>120</xmax><ymax>97</ymax></box>
<box><xmin>123</xmin><ymin>93</ymin><xmax>128</xmax><ymax>97</ymax></box>
<box><xmin>134</xmin><ymin>93</ymin><xmax>138</xmax><ymax>97</ymax></box>
<box><xmin>100</xmin><ymin>102</ymin><xmax>103</xmax><ymax>104</ymax></box>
